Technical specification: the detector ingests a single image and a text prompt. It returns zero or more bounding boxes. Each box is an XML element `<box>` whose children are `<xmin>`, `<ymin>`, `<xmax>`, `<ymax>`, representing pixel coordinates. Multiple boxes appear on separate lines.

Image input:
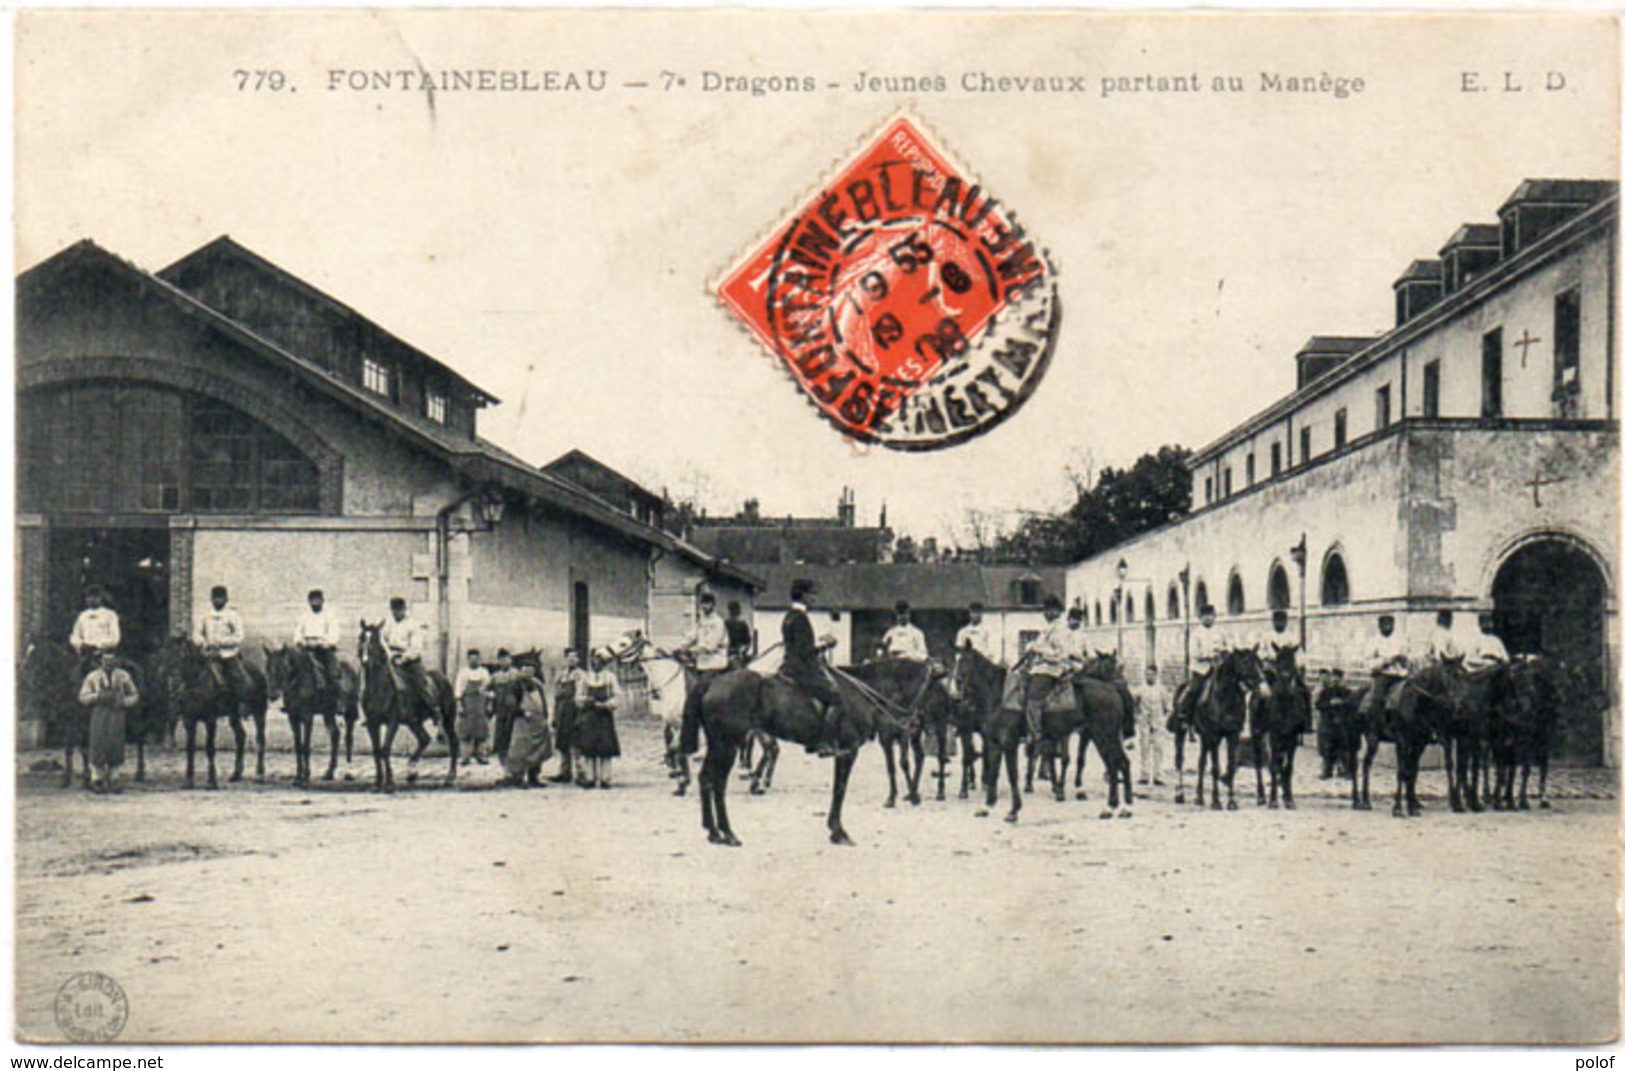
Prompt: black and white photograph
<box><xmin>8</xmin><ymin>9</ymin><xmax>1620</xmax><ymax>1049</ymax></box>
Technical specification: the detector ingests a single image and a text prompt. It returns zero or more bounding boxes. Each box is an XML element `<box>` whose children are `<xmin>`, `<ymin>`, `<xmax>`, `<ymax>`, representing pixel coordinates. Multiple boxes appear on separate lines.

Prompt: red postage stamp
<box><xmin>716</xmin><ymin>115</ymin><xmax>1059</xmax><ymax>451</ymax></box>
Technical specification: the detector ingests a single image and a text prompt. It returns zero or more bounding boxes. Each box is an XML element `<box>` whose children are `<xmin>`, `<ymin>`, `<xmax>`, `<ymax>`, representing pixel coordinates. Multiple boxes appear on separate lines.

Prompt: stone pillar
<box><xmin>16</xmin><ymin>517</ymin><xmax>47</xmax><ymax>643</ymax></box>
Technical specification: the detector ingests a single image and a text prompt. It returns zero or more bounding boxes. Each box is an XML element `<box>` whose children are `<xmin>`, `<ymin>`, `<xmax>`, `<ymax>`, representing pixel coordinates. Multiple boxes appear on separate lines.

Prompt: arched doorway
<box><xmin>1492</xmin><ymin>537</ymin><xmax>1610</xmax><ymax>764</ymax></box>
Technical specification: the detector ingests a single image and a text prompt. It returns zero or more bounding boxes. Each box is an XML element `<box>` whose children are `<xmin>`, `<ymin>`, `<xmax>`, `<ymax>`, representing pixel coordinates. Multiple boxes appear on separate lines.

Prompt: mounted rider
<box><xmin>1465</xmin><ymin>613</ymin><xmax>1509</xmax><ymax>674</ymax></box>
<box><xmin>69</xmin><ymin>585</ymin><xmax>122</xmax><ymax>678</ymax></box>
<box><xmin>724</xmin><ymin>600</ymin><xmax>754</xmax><ymax>668</ymax></box>
<box><xmin>880</xmin><ymin>601</ymin><xmax>930</xmax><ymax>663</ymax></box>
<box><xmin>1022</xmin><ymin>595</ymin><xmax>1071</xmax><ymax>742</ymax></box>
<box><xmin>196</xmin><ymin>585</ymin><xmax>252</xmax><ymax>717</ymax></box>
<box><xmin>1421</xmin><ymin>609</ymin><xmax>1466</xmax><ymax>668</ymax></box>
<box><xmin>954</xmin><ymin>601</ymin><xmax>994</xmax><ymax>660</ymax></box>
<box><xmin>1360</xmin><ymin>613</ymin><xmax>1409</xmax><ymax>718</ymax></box>
<box><xmin>381</xmin><ymin>596</ymin><xmax>438</xmax><ymax>723</ymax></box>
<box><xmin>677</xmin><ymin>591</ymin><xmax>731</xmax><ymax>756</ymax></box>
<box><xmin>779</xmin><ymin>578</ymin><xmax>847</xmax><ymax>757</ymax></box>
<box><xmin>1186</xmin><ymin>604</ymin><xmax>1230</xmax><ymax>711</ymax></box>
<box><xmin>292</xmin><ymin>588</ymin><xmax>341</xmax><ymax>708</ymax></box>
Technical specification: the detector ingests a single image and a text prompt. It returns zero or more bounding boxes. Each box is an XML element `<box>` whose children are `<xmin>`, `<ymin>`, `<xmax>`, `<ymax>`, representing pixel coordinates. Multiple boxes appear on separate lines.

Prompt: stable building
<box><xmin>1065</xmin><ymin>179</ymin><xmax>1618</xmax><ymax>765</ymax></box>
<box><xmin>16</xmin><ymin>237</ymin><xmax>756</xmax><ymax>695</ymax></box>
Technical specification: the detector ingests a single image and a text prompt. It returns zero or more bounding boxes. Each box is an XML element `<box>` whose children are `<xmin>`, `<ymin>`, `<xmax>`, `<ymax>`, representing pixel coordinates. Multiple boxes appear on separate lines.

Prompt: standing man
<box><xmin>954</xmin><ymin>602</ymin><xmax>993</xmax><ymax>659</ymax></box>
<box><xmin>780</xmin><ymin>578</ymin><xmax>845</xmax><ymax>757</ymax></box>
<box><xmin>380</xmin><ymin>597</ymin><xmax>438</xmax><ymax>723</ymax></box>
<box><xmin>292</xmin><ymin>588</ymin><xmax>341</xmax><ymax>710</ymax></box>
<box><xmin>453</xmin><ymin>648</ymin><xmax>493</xmax><ymax>764</ymax></box>
<box><xmin>1130</xmin><ymin>664</ymin><xmax>1170</xmax><ymax>787</ymax></box>
<box><xmin>1024</xmin><ymin>595</ymin><xmax>1071</xmax><ymax>744</ymax></box>
<box><xmin>69</xmin><ymin>585</ymin><xmax>122</xmax><ymax>677</ymax></box>
<box><xmin>677</xmin><ymin>592</ymin><xmax>730</xmax><ymax>756</ymax></box>
<box><xmin>880</xmin><ymin>601</ymin><xmax>930</xmax><ymax>663</ymax></box>
<box><xmin>1362</xmin><ymin>613</ymin><xmax>1409</xmax><ymax>719</ymax></box>
<box><xmin>77</xmin><ymin>648</ymin><xmax>139</xmax><ymax>793</ymax></box>
<box><xmin>196</xmin><ymin>585</ymin><xmax>251</xmax><ymax>716</ymax></box>
<box><xmin>724</xmin><ymin>600</ymin><xmax>754</xmax><ymax>668</ymax></box>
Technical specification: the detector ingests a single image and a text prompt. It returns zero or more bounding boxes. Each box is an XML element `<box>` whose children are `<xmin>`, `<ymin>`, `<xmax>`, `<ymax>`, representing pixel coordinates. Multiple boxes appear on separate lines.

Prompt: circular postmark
<box><xmin>55</xmin><ymin>972</ymin><xmax>129</xmax><ymax>1042</ymax></box>
<box><xmin>719</xmin><ymin>115</ymin><xmax>1060</xmax><ymax>451</ymax></box>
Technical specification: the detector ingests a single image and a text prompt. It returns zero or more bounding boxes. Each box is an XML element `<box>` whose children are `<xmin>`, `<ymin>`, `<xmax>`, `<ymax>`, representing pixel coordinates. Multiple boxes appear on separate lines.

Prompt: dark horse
<box><xmin>160</xmin><ymin>640</ymin><xmax>269</xmax><ymax>789</ymax></box>
<box><xmin>692</xmin><ymin>666</ymin><xmax>906</xmax><ymax>846</ymax></box>
<box><xmin>848</xmin><ymin>658</ymin><xmax>952</xmax><ymax>808</ymax></box>
<box><xmin>19</xmin><ymin>638</ymin><xmax>85</xmax><ymax>786</ymax></box>
<box><xmin>1040</xmin><ymin>662</ymin><xmax>1135</xmax><ymax>819</ymax></box>
<box><xmin>1490</xmin><ymin>656</ymin><xmax>1560</xmax><ymax>811</ymax></box>
<box><xmin>1250</xmin><ymin>644</ymin><xmax>1311</xmax><ymax>810</ymax></box>
<box><xmin>946</xmin><ymin>647</ymin><xmax>1027</xmax><ymax>823</ymax></box>
<box><xmin>264</xmin><ymin>644</ymin><xmax>360</xmax><ymax>785</ymax></box>
<box><xmin>1384</xmin><ymin>661</ymin><xmax>1464</xmax><ymax>818</ymax></box>
<box><xmin>1175</xmin><ymin>647</ymin><xmax>1264</xmax><ymax>811</ymax></box>
<box><xmin>355</xmin><ymin>622</ymin><xmax>459</xmax><ymax>791</ymax></box>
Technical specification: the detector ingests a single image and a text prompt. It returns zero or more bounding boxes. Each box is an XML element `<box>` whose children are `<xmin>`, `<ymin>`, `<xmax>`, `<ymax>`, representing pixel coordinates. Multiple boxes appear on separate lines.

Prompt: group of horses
<box><xmin>18</xmin><ymin>625</ymin><xmax>556</xmax><ymax>794</ymax></box>
<box><xmin>643</xmin><ymin>636</ymin><xmax>1567</xmax><ymax>848</ymax></box>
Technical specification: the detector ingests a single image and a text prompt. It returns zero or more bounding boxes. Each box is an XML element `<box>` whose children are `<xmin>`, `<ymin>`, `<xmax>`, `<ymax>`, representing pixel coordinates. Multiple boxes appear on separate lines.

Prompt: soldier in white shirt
<box><xmin>381</xmin><ymin>596</ymin><xmax>438</xmax><ymax>720</ymax></box>
<box><xmin>954</xmin><ymin>602</ymin><xmax>993</xmax><ymax>660</ymax></box>
<box><xmin>292</xmin><ymin>589</ymin><xmax>341</xmax><ymax>706</ymax></box>
<box><xmin>69</xmin><ymin>586</ymin><xmax>122</xmax><ymax>675</ymax></box>
<box><xmin>196</xmin><ymin>585</ymin><xmax>251</xmax><ymax>712</ymax></box>
<box><xmin>677</xmin><ymin>592</ymin><xmax>731</xmax><ymax>755</ymax></box>
<box><xmin>1420</xmin><ymin>609</ymin><xmax>1466</xmax><ymax>667</ymax></box>
<box><xmin>880</xmin><ymin>602</ymin><xmax>930</xmax><ymax>663</ymax></box>
<box><xmin>1465</xmin><ymin>614</ymin><xmax>1510</xmax><ymax>674</ymax></box>
<box><xmin>1064</xmin><ymin>605</ymin><xmax>1095</xmax><ymax>667</ymax></box>
<box><xmin>1362</xmin><ymin>614</ymin><xmax>1408</xmax><ymax>718</ymax></box>
<box><xmin>1024</xmin><ymin>595</ymin><xmax>1070</xmax><ymax>742</ymax></box>
<box><xmin>1130</xmin><ymin>665</ymin><xmax>1171</xmax><ymax>787</ymax></box>
<box><xmin>1186</xmin><ymin>605</ymin><xmax>1228</xmax><ymax>709</ymax></box>
<box><xmin>452</xmin><ymin>648</ymin><xmax>493</xmax><ymax>763</ymax></box>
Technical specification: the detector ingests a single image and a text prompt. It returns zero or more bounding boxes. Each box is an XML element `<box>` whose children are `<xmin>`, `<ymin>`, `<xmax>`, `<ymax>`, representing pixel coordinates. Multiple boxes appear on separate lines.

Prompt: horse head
<box><xmin>263</xmin><ymin>642</ymin><xmax>287</xmax><ymax>701</ymax></box>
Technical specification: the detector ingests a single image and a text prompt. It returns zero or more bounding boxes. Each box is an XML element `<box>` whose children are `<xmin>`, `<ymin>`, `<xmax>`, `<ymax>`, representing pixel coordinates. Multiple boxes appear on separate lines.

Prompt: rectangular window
<box><xmin>426</xmin><ymin>390</ymin><xmax>448</xmax><ymax>424</ymax></box>
<box><xmin>1299</xmin><ymin>426</ymin><xmax>1312</xmax><ymax>464</ymax></box>
<box><xmin>363</xmin><ymin>357</ymin><xmax>392</xmax><ymax>398</ymax></box>
<box><xmin>1270</xmin><ymin>442</ymin><xmax>1282</xmax><ymax>477</ymax></box>
<box><xmin>1334</xmin><ymin>407</ymin><xmax>1348</xmax><ymax>449</ymax></box>
<box><xmin>1245</xmin><ymin>453</ymin><xmax>1255</xmax><ymax>487</ymax></box>
<box><xmin>1422</xmin><ymin>359</ymin><xmax>1441</xmax><ymax>418</ymax></box>
<box><xmin>1204</xmin><ymin>476</ymin><xmax>1213</xmax><ymax>504</ymax></box>
<box><xmin>1481</xmin><ymin>328</ymin><xmax>1504</xmax><ymax>418</ymax></box>
<box><xmin>1554</xmin><ymin>289</ymin><xmax>1582</xmax><ymax>396</ymax></box>
<box><xmin>1376</xmin><ymin>384</ymin><xmax>1392</xmax><ymax>429</ymax></box>
<box><xmin>1222</xmin><ymin>467</ymin><xmax>1233</xmax><ymax>498</ymax></box>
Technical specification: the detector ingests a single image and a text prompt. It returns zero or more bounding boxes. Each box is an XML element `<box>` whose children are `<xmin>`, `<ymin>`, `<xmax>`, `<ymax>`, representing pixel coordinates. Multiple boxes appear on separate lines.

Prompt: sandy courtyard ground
<box><xmin>14</xmin><ymin>716</ymin><xmax>1620</xmax><ymax>1044</ymax></box>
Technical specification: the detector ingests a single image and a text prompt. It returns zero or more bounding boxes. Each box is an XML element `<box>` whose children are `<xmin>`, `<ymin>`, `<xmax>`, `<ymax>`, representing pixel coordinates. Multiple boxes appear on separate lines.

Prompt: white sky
<box><xmin>13</xmin><ymin>11</ymin><xmax>1619</xmax><ymax>542</ymax></box>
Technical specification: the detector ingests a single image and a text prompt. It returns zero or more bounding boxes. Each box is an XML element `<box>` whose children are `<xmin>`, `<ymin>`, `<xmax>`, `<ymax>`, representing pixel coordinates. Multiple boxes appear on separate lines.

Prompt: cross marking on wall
<box><xmin>1525</xmin><ymin>470</ymin><xmax>1568</xmax><ymax>507</ymax></box>
<box><xmin>1513</xmin><ymin>329</ymin><xmax>1543</xmax><ymax>368</ymax></box>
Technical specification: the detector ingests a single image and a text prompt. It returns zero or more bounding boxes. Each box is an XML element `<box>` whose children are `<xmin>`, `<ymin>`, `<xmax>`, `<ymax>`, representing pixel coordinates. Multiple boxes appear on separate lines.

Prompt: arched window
<box><xmin>1124</xmin><ymin>594</ymin><xmax>1135</xmax><ymax>624</ymax></box>
<box><xmin>1193</xmin><ymin>580</ymin><xmax>1209</xmax><ymax>616</ymax></box>
<box><xmin>1167</xmin><ymin>583</ymin><xmax>1181</xmax><ymax>620</ymax></box>
<box><xmin>1321</xmin><ymin>552</ymin><xmax>1351</xmax><ymax>606</ymax></box>
<box><xmin>1267</xmin><ymin>562</ymin><xmax>1292</xmax><ymax>612</ymax></box>
<box><xmin>1094</xmin><ymin>600</ymin><xmax>1103</xmax><ymax>626</ymax></box>
<box><xmin>1109</xmin><ymin>597</ymin><xmax>1119</xmax><ymax>625</ymax></box>
<box><xmin>1227</xmin><ymin>572</ymin><xmax>1246</xmax><ymax>615</ymax></box>
<box><xmin>1144</xmin><ymin>591</ymin><xmax>1156</xmax><ymax>623</ymax></box>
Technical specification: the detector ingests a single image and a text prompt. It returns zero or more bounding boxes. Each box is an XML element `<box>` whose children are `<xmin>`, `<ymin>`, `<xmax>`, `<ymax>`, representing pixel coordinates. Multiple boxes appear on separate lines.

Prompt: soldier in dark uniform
<box><xmin>780</xmin><ymin>578</ymin><xmax>845</xmax><ymax>757</ymax></box>
<box><xmin>724</xmin><ymin>601</ymin><xmax>754</xmax><ymax>668</ymax></box>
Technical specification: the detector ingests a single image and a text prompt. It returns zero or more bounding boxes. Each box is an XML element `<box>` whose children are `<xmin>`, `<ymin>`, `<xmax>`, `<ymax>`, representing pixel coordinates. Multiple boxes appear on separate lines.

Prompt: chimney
<box><xmin>741</xmin><ymin>497</ymin><xmax>760</xmax><ymax>524</ymax></box>
<box><xmin>1295</xmin><ymin>336</ymin><xmax>1378</xmax><ymax>390</ymax></box>
<box><xmin>1498</xmin><ymin>179</ymin><xmax>1616</xmax><ymax>259</ymax></box>
<box><xmin>1393</xmin><ymin>259</ymin><xmax>1444</xmax><ymax>327</ymax></box>
<box><xmin>1439</xmin><ymin>224</ymin><xmax>1501</xmax><ymax>296</ymax></box>
<box><xmin>837</xmin><ymin>486</ymin><xmax>856</xmax><ymax>528</ymax></box>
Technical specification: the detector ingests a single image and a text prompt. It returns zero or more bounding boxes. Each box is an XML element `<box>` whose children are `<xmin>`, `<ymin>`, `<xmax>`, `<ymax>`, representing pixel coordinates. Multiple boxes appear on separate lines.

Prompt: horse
<box><xmin>159</xmin><ymin>640</ymin><xmax>269</xmax><ymax>789</ymax></box>
<box><xmin>847</xmin><ymin>657</ymin><xmax>951</xmax><ymax>808</ymax></box>
<box><xmin>638</xmin><ymin>647</ymin><xmax>697</xmax><ymax>796</ymax></box>
<box><xmin>1031</xmin><ymin>655</ymin><xmax>1135</xmax><ymax>801</ymax></box>
<box><xmin>692</xmin><ymin>665</ymin><xmax>908</xmax><ymax>846</ymax></box>
<box><xmin>19</xmin><ymin>638</ymin><xmax>87</xmax><ymax>787</ymax></box>
<box><xmin>355</xmin><ymin>621</ymin><xmax>459</xmax><ymax>791</ymax></box>
<box><xmin>1038</xmin><ymin>667</ymin><xmax>1135</xmax><ymax>819</ymax></box>
<box><xmin>1385</xmin><ymin>661</ymin><xmax>1464</xmax><ymax>817</ymax></box>
<box><xmin>946</xmin><ymin>646</ymin><xmax>1026</xmax><ymax>823</ymax></box>
<box><xmin>1181</xmin><ymin>647</ymin><xmax>1265</xmax><ymax>811</ymax></box>
<box><xmin>1444</xmin><ymin>661</ymin><xmax>1509</xmax><ymax>813</ymax></box>
<box><xmin>1251</xmin><ymin>644</ymin><xmax>1311</xmax><ymax>810</ymax></box>
<box><xmin>264</xmin><ymin>644</ymin><xmax>360</xmax><ymax>785</ymax></box>
<box><xmin>1491</xmin><ymin>656</ymin><xmax>1560</xmax><ymax>811</ymax></box>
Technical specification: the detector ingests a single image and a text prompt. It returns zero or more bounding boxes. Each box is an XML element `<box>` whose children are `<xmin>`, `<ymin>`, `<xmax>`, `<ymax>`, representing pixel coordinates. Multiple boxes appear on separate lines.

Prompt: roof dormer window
<box><xmin>426</xmin><ymin>389</ymin><xmax>448</xmax><ymax>424</ymax></box>
<box><xmin>363</xmin><ymin>356</ymin><xmax>393</xmax><ymax>399</ymax></box>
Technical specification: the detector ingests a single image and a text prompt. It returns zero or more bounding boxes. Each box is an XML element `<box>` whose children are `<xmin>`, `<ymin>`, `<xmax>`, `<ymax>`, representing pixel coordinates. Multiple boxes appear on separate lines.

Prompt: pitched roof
<box><xmin>752</xmin><ymin>563</ymin><xmax>1066</xmax><ymax>610</ymax></box>
<box><xmin>688</xmin><ymin>525</ymin><xmax>892</xmax><ymax>565</ymax></box>
<box><xmin>542</xmin><ymin>449</ymin><xmax>663</xmax><ymax>506</ymax></box>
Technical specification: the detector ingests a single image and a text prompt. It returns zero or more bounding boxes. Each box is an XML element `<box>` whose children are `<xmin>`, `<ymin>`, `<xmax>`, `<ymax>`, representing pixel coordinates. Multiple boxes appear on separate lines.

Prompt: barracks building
<box><xmin>1065</xmin><ymin>179</ymin><xmax>1619</xmax><ymax>766</ymax></box>
<box><xmin>16</xmin><ymin>237</ymin><xmax>757</xmax><ymax>703</ymax></box>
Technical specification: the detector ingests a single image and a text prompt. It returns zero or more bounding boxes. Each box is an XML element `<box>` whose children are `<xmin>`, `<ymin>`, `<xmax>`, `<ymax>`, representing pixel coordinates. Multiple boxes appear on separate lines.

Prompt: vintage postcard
<box><xmin>9</xmin><ymin>9</ymin><xmax>1621</xmax><ymax>1048</ymax></box>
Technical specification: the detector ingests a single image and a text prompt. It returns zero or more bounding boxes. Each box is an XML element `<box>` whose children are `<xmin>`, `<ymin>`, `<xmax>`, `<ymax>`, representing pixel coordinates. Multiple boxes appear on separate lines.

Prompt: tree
<box><xmin>986</xmin><ymin>445</ymin><xmax>1193</xmax><ymax>564</ymax></box>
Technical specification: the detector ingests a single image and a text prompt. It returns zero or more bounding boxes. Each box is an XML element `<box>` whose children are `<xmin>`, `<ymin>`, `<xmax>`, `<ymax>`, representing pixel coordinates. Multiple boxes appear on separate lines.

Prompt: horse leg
<box><xmin>134</xmin><ymin>739</ymin><xmax>146</xmax><ymax>784</ymax></box>
<box><xmin>1224</xmin><ymin>736</ymin><xmax>1240</xmax><ymax>811</ymax></box>
<box><xmin>1074</xmin><ymin>738</ymin><xmax>1090</xmax><ymax>801</ymax></box>
<box><xmin>981</xmin><ymin>742</ymin><xmax>1000</xmax><ymax>814</ymax></box>
<box><xmin>1281</xmin><ymin>740</ymin><xmax>1297</xmax><ymax>810</ymax></box>
<box><xmin>184</xmin><ymin>719</ymin><xmax>198</xmax><ymax>789</ymax></box>
<box><xmin>713</xmin><ymin>742</ymin><xmax>743</xmax><ymax>847</ymax></box>
<box><xmin>1022</xmin><ymin>739</ymin><xmax>1036</xmax><ymax>795</ymax></box>
<box><xmin>205</xmin><ymin>716</ymin><xmax>221</xmax><ymax>790</ymax></box>
<box><xmin>1053</xmin><ymin>733</ymin><xmax>1069</xmax><ymax>803</ymax></box>
<box><xmin>61</xmin><ymin>728</ymin><xmax>75</xmax><ymax>790</ymax></box>
<box><xmin>1173</xmin><ymin>729</ymin><xmax>1187</xmax><ymax>806</ymax></box>
<box><xmin>881</xmin><ymin>737</ymin><xmax>898</xmax><ymax>809</ymax></box>
<box><xmin>907</xmin><ymin>734</ymin><xmax>924</xmax><ymax>806</ymax></box>
<box><xmin>405</xmin><ymin>721</ymin><xmax>431</xmax><ymax>784</ymax></box>
<box><xmin>381</xmin><ymin>717</ymin><xmax>403</xmax><ymax>792</ymax></box>
<box><xmin>958</xmin><ymin>730</ymin><xmax>973</xmax><ymax>800</ymax></box>
<box><xmin>1004</xmin><ymin>743</ymin><xmax>1023</xmax><ymax>824</ymax></box>
<box><xmin>1517</xmin><ymin>762</ymin><xmax>1531</xmax><ymax>811</ymax></box>
<box><xmin>828</xmin><ymin>750</ymin><xmax>857</xmax><ymax>845</ymax></box>
<box><xmin>934</xmin><ymin>724</ymin><xmax>949</xmax><ymax>802</ymax></box>
<box><xmin>323</xmin><ymin>715</ymin><xmax>340</xmax><ymax>781</ymax></box>
<box><xmin>227</xmin><ymin>712</ymin><xmax>246</xmax><ymax>783</ymax></box>
<box><xmin>1537</xmin><ymin>754</ymin><xmax>1550</xmax><ymax>810</ymax></box>
<box><xmin>255</xmin><ymin>713</ymin><xmax>267</xmax><ymax>782</ymax></box>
